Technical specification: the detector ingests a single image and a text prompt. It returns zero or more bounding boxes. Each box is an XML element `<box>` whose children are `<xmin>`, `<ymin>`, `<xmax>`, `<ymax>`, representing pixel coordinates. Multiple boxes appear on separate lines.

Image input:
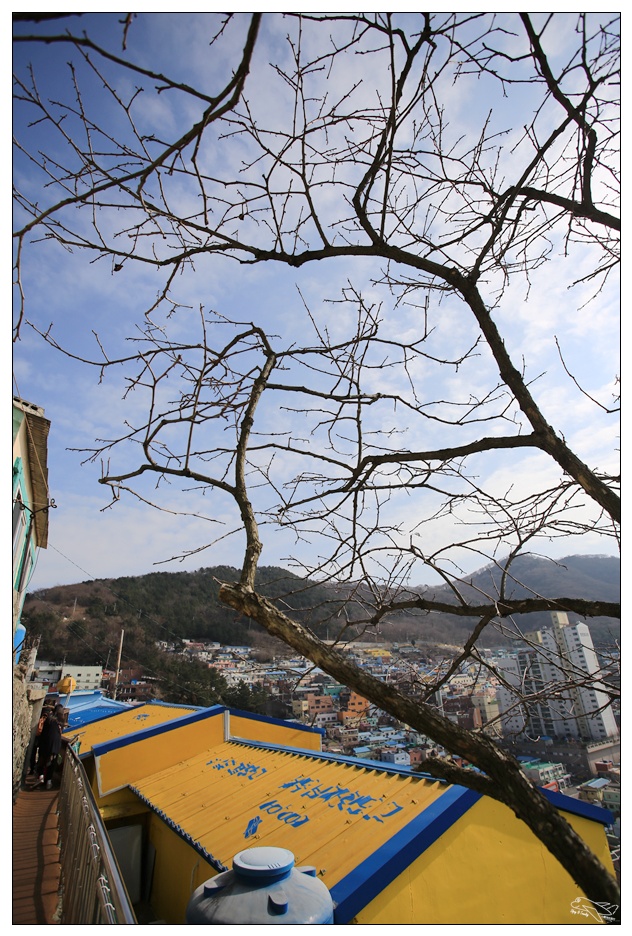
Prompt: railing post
<box><xmin>57</xmin><ymin>746</ymin><xmax>137</xmax><ymax>924</ymax></box>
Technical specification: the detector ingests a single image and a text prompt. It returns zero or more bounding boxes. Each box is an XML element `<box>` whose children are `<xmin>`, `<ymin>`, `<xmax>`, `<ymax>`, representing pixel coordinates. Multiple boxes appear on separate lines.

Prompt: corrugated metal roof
<box><xmin>51</xmin><ymin>690</ymin><xmax>133</xmax><ymax>729</ymax></box>
<box><xmin>582</xmin><ymin>777</ymin><xmax>610</xmax><ymax>789</ymax></box>
<box><xmin>84</xmin><ymin>704</ymin><xmax>615</xmax><ymax>924</ymax></box>
<box><xmin>63</xmin><ymin>700</ymin><xmax>202</xmax><ymax>750</ymax></box>
<box><xmin>128</xmin><ymin>738</ymin><xmax>450</xmax><ymax>894</ymax></box>
<box><xmin>66</xmin><ymin>702</ymin><xmax>133</xmax><ymax>729</ymax></box>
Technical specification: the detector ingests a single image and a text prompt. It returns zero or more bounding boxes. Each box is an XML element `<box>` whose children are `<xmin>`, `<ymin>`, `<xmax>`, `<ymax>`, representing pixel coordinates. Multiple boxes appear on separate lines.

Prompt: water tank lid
<box><xmin>233</xmin><ymin>847</ymin><xmax>294</xmax><ymax>880</ymax></box>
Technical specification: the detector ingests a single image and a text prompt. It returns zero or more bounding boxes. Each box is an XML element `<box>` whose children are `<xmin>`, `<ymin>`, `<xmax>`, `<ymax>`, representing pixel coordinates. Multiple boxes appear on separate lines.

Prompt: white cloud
<box><xmin>13</xmin><ymin>13</ymin><xmax>619</xmax><ymax>592</ymax></box>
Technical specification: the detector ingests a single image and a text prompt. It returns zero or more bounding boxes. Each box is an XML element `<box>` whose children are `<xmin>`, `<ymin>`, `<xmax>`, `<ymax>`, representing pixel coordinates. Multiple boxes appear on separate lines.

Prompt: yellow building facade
<box><xmin>68</xmin><ymin>703</ymin><xmax>616</xmax><ymax>925</ymax></box>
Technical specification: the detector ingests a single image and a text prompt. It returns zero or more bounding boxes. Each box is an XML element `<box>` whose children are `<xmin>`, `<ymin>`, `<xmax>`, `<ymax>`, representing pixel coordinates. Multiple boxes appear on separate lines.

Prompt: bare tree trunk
<box><xmin>14</xmin><ymin>13</ymin><xmax>620</xmax><ymax>917</ymax></box>
<box><xmin>219</xmin><ymin>582</ymin><xmax>620</xmax><ymax>909</ymax></box>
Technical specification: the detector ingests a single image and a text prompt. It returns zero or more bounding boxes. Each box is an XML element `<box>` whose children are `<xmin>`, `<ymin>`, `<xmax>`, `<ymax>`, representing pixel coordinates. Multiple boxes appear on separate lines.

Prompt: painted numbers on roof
<box><xmin>206</xmin><ymin>755</ymin><xmax>268</xmax><ymax>779</ymax></box>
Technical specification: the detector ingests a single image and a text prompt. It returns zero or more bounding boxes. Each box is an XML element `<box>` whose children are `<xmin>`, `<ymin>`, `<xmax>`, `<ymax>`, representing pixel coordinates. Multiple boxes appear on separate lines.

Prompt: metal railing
<box><xmin>57</xmin><ymin>745</ymin><xmax>137</xmax><ymax>924</ymax></box>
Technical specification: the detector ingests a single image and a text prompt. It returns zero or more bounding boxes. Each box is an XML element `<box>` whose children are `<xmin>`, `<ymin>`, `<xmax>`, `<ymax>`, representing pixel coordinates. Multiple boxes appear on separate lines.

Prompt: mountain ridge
<box><xmin>22</xmin><ymin>554</ymin><xmax>619</xmax><ymax>668</ymax></box>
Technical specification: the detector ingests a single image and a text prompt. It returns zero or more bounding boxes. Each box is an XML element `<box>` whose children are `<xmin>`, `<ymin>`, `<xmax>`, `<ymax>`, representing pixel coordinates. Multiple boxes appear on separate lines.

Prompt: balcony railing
<box><xmin>57</xmin><ymin>745</ymin><xmax>137</xmax><ymax>924</ymax></box>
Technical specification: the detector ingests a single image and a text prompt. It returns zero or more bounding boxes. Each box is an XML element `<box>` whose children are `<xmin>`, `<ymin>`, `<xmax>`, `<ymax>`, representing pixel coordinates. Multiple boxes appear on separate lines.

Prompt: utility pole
<box><xmin>114</xmin><ymin>628</ymin><xmax>124</xmax><ymax>700</ymax></box>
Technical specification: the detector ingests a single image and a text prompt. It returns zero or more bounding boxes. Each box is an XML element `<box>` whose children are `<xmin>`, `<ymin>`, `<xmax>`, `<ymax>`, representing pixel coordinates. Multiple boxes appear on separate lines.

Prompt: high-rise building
<box><xmin>497</xmin><ymin>612</ymin><xmax>618</xmax><ymax>743</ymax></box>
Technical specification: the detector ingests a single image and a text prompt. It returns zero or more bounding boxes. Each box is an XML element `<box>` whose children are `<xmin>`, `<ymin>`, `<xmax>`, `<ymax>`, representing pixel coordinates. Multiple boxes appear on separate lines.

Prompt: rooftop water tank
<box><xmin>186</xmin><ymin>846</ymin><xmax>334</xmax><ymax>925</ymax></box>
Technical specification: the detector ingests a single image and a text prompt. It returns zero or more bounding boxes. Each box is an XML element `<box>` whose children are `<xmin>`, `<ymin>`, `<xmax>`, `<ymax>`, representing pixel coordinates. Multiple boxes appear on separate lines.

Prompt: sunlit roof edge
<box><xmin>229</xmin><ymin>707</ymin><xmax>326</xmax><ymax>735</ymax></box>
<box><xmin>91</xmin><ymin>704</ymin><xmax>226</xmax><ymax>757</ymax></box>
<box><xmin>541</xmin><ymin>787</ymin><xmax>613</xmax><ymax>825</ymax></box>
<box><xmin>228</xmin><ymin>737</ymin><xmax>448</xmax><ymax>781</ymax></box>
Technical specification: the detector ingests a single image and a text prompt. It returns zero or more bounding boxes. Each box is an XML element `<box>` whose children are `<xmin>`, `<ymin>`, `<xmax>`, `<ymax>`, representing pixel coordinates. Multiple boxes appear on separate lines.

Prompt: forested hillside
<box><xmin>24</xmin><ymin>566</ymin><xmax>340</xmax><ymax>661</ymax></box>
<box><xmin>23</xmin><ymin>555</ymin><xmax>619</xmax><ymax>675</ymax></box>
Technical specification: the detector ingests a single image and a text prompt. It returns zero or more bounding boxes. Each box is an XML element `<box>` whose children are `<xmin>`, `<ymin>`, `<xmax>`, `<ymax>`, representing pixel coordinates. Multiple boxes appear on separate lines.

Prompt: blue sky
<box><xmin>12</xmin><ymin>12</ymin><xmax>620</xmax><ymax>592</ymax></box>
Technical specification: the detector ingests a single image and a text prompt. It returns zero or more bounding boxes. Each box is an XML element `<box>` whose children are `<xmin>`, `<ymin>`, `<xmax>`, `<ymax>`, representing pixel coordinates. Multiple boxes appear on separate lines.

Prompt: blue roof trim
<box><xmin>229</xmin><ymin>707</ymin><xmax>325</xmax><ymax>735</ymax></box>
<box><xmin>230</xmin><ymin>738</ymin><xmax>445</xmax><ymax>781</ymax></box>
<box><xmin>330</xmin><ymin>785</ymin><xmax>481</xmax><ymax>924</ymax></box>
<box><xmin>541</xmin><ymin>787</ymin><xmax>612</xmax><ymax>824</ymax></box>
<box><xmin>91</xmin><ymin>705</ymin><xmax>226</xmax><ymax>757</ymax></box>
<box><xmin>65</xmin><ymin>707</ymin><xmax>131</xmax><ymax>730</ymax></box>
<box><xmin>129</xmin><ymin>785</ymin><xmax>229</xmax><ymax>875</ymax></box>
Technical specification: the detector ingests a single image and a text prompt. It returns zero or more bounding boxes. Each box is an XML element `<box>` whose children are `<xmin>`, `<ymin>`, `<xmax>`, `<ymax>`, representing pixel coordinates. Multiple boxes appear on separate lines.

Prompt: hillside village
<box><xmin>14</xmin><ymin>395</ymin><xmax>621</xmax><ymax>920</ymax></box>
<box><xmin>27</xmin><ymin>617</ymin><xmax>620</xmax><ymax>872</ymax></box>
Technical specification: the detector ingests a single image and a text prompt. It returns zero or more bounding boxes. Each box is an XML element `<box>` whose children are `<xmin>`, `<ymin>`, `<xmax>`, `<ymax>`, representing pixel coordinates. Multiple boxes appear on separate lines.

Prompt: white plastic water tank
<box><xmin>185</xmin><ymin>846</ymin><xmax>334</xmax><ymax>925</ymax></box>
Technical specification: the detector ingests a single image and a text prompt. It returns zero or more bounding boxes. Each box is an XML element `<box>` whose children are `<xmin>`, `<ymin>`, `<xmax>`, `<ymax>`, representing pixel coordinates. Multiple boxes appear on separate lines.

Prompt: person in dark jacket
<box><xmin>36</xmin><ymin>704</ymin><xmax>65</xmax><ymax>789</ymax></box>
<box><xmin>28</xmin><ymin>701</ymin><xmax>54</xmax><ymax>775</ymax></box>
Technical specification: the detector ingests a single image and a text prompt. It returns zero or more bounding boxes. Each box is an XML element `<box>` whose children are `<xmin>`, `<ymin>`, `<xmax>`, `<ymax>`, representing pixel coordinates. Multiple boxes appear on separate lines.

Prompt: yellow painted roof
<box><xmin>87</xmin><ymin>709</ymin><xmax>613</xmax><ymax>924</ymax></box>
<box><xmin>64</xmin><ymin>702</ymin><xmax>201</xmax><ymax>751</ymax></box>
<box><xmin>129</xmin><ymin>739</ymin><xmax>448</xmax><ymax>891</ymax></box>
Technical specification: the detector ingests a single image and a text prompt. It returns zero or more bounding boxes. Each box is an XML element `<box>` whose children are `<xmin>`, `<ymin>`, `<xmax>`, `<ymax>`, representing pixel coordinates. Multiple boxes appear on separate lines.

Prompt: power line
<box><xmin>46</xmin><ymin>542</ymin><xmax>95</xmax><ymax>583</ymax></box>
<box><xmin>28</xmin><ymin>543</ymin><xmax>246</xmax><ymax>706</ymax></box>
<box><xmin>45</xmin><ymin>541</ymin><xmax>189</xmax><ymax>645</ymax></box>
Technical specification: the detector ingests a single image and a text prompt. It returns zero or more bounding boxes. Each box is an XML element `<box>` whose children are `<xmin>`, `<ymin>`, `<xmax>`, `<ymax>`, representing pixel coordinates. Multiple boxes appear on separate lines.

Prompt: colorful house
<box><xmin>13</xmin><ymin>396</ymin><xmax>51</xmax><ymax>797</ymax></box>
<box><xmin>66</xmin><ymin>704</ymin><xmax>616</xmax><ymax>924</ymax></box>
<box><xmin>12</xmin><ymin>396</ymin><xmax>51</xmax><ymax>642</ymax></box>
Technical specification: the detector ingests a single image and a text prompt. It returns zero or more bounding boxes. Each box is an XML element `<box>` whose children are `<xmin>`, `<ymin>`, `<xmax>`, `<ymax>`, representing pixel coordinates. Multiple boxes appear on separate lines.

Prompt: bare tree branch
<box><xmin>13</xmin><ymin>12</ymin><xmax>619</xmax><ymax>908</ymax></box>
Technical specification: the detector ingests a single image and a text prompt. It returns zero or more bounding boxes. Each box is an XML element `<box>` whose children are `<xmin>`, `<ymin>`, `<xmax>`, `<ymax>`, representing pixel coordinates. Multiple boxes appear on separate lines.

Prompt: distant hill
<box><xmin>408</xmin><ymin>554</ymin><xmax>620</xmax><ymax>649</ymax></box>
<box><xmin>446</xmin><ymin>554</ymin><xmax>620</xmax><ymax>603</ymax></box>
<box><xmin>22</xmin><ymin>554</ymin><xmax>619</xmax><ymax>670</ymax></box>
<box><xmin>22</xmin><ymin>565</ymin><xmax>336</xmax><ymax>666</ymax></box>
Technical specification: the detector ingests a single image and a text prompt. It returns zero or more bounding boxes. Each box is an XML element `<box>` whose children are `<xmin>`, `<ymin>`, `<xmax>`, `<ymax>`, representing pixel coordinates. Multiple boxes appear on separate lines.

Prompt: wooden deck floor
<box><xmin>13</xmin><ymin>778</ymin><xmax>61</xmax><ymax>925</ymax></box>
